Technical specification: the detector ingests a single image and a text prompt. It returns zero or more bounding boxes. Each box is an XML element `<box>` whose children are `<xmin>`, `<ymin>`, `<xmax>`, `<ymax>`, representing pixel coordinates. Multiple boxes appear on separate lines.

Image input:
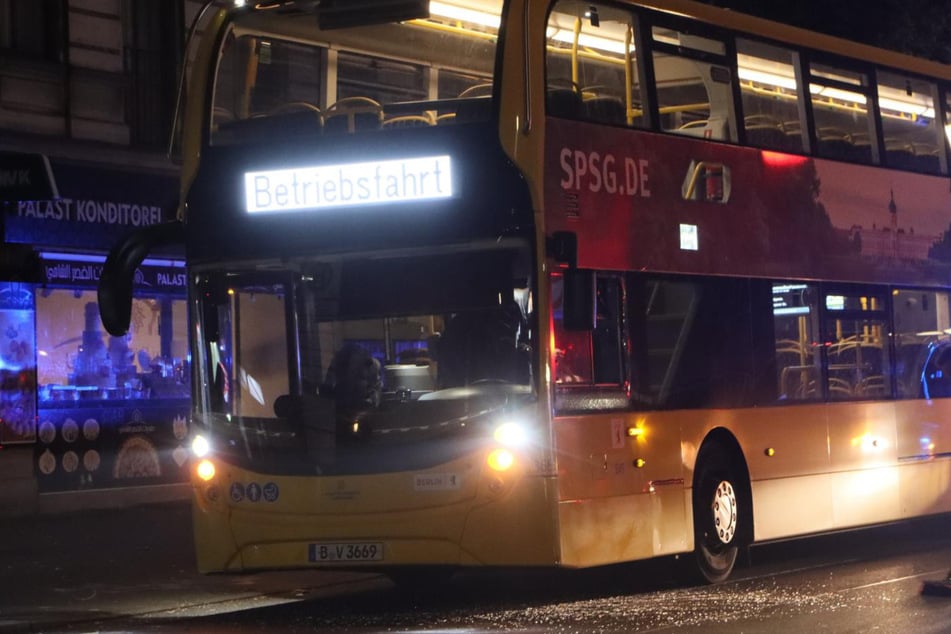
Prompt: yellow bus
<box><xmin>99</xmin><ymin>0</ymin><xmax>951</xmax><ymax>584</ymax></box>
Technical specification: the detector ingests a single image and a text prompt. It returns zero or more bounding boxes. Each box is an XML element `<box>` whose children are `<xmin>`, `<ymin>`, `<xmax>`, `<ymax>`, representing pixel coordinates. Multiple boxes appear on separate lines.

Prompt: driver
<box><xmin>323</xmin><ymin>343</ymin><xmax>382</xmax><ymax>434</ymax></box>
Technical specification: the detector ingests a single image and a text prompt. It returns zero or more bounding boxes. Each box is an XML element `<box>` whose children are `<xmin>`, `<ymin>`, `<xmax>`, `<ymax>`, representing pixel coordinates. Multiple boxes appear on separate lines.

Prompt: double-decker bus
<box><xmin>99</xmin><ymin>0</ymin><xmax>951</xmax><ymax>584</ymax></box>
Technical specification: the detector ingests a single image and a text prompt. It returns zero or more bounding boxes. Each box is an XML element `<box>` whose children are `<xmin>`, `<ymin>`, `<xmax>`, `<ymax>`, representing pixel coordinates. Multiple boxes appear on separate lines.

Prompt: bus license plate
<box><xmin>309</xmin><ymin>542</ymin><xmax>384</xmax><ymax>563</ymax></box>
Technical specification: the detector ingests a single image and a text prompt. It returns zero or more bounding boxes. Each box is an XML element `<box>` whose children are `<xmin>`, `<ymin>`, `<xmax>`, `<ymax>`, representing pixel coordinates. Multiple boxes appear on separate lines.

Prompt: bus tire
<box><xmin>692</xmin><ymin>444</ymin><xmax>746</xmax><ymax>584</ymax></box>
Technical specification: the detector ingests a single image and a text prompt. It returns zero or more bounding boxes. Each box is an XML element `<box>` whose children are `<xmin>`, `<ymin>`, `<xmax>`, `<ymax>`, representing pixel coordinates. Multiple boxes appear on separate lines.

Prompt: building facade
<box><xmin>0</xmin><ymin>0</ymin><xmax>205</xmax><ymax>511</ymax></box>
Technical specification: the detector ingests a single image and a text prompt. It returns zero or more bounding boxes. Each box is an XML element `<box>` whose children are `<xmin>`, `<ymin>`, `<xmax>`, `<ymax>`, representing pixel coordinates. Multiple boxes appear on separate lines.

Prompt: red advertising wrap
<box><xmin>544</xmin><ymin>118</ymin><xmax>951</xmax><ymax>286</ymax></box>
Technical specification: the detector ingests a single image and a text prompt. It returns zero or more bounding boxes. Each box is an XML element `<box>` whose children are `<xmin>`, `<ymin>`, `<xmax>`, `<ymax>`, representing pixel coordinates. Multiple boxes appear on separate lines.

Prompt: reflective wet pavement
<box><xmin>2</xmin><ymin>501</ymin><xmax>950</xmax><ymax>633</ymax></box>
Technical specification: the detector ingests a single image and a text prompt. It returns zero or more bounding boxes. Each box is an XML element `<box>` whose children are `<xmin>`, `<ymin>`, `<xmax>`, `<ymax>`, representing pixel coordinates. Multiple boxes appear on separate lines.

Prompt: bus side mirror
<box><xmin>98</xmin><ymin>221</ymin><xmax>184</xmax><ymax>336</ymax></box>
<box><xmin>563</xmin><ymin>268</ymin><xmax>596</xmax><ymax>331</ymax></box>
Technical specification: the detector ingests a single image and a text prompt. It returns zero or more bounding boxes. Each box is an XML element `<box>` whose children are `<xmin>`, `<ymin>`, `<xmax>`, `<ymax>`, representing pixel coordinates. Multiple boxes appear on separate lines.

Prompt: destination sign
<box><xmin>244</xmin><ymin>155</ymin><xmax>453</xmax><ymax>213</ymax></box>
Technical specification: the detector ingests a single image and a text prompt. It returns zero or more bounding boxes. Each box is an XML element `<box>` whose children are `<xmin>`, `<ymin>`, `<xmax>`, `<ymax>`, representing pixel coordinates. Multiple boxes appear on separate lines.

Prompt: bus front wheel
<box><xmin>692</xmin><ymin>446</ymin><xmax>745</xmax><ymax>583</ymax></box>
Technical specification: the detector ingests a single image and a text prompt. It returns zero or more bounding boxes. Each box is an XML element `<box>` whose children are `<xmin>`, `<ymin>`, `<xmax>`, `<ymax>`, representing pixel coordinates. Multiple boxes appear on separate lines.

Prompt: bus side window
<box><xmin>893</xmin><ymin>289</ymin><xmax>951</xmax><ymax>398</ymax></box>
<box><xmin>772</xmin><ymin>283</ymin><xmax>819</xmax><ymax>400</ymax></box>
<box><xmin>592</xmin><ymin>276</ymin><xmax>625</xmax><ymax>384</ymax></box>
<box><xmin>552</xmin><ymin>274</ymin><xmax>592</xmax><ymax>384</ymax></box>
<box><xmin>552</xmin><ymin>274</ymin><xmax>625</xmax><ymax>387</ymax></box>
<box><xmin>545</xmin><ymin>1</ymin><xmax>646</xmax><ymax>128</ymax></box>
<box><xmin>652</xmin><ymin>27</ymin><xmax>737</xmax><ymax>142</ymax></box>
<box><xmin>809</xmin><ymin>63</ymin><xmax>875</xmax><ymax>164</ymax></box>
<box><xmin>877</xmin><ymin>72</ymin><xmax>942</xmax><ymax>173</ymax></box>
<box><xmin>737</xmin><ymin>39</ymin><xmax>804</xmax><ymax>153</ymax></box>
<box><xmin>821</xmin><ymin>290</ymin><xmax>891</xmax><ymax>400</ymax></box>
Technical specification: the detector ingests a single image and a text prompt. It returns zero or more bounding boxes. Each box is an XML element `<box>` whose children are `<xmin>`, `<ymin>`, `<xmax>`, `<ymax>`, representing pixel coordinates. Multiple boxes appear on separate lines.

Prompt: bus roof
<box><xmin>218</xmin><ymin>0</ymin><xmax>951</xmax><ymax>81</ymax></box>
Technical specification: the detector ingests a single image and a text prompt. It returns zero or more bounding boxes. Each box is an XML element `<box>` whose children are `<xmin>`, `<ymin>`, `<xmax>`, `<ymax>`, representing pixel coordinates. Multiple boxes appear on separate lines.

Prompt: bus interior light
<box><xmin>547</xmin><ymin>28</ymin><xmax>629</xmax><ymax>55</ymax></box>
<box><xmin>429</xmin><ymin>1</ymin><xmax>501</xmax><ymax>29</ymax></box>
<box><xmin>738</xmin><ymin>62</ymin><xmax>936</xmax><ymax>118</ymax></box>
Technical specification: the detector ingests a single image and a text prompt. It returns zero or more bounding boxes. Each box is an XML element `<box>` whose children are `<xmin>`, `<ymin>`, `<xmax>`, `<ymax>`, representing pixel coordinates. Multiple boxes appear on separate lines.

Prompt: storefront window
<box><xmin>33</xmin><ymin>277</ymin><xmax>190</xmax><ymax>492</ymax></box>
<box><xmin>36</xmin><ymin>290</ymin><xmax>188</xmax><ymax>402</ymax></box>
<box><xmin>0</xmin><ymin>282</ymin><xmax>37</xmax><ymax>443</ymax></box>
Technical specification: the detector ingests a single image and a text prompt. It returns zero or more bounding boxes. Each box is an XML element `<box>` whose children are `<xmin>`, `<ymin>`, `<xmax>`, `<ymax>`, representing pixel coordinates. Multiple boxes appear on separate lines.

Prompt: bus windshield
<box><xmin>195</xmin><ymin>241</ymin><xmax>535</xmax><ymax>476</ymax></box>
<box><xmin>210</xmin><ymin>0</ymin><xmax>503</xmax><ymax>145</ymax></box>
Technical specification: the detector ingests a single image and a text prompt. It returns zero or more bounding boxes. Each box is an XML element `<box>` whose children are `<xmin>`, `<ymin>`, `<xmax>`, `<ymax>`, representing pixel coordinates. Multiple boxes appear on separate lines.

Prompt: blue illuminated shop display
<box><xmin>1</xmin><ymin>158</ymin><xmax>189</xmax><ymax>492</ymax></box>
<box><xmin>32</xmin><ymin>254</ymin><xmax>189</xmax><ymax>492</ymax></box>
<box><xmin>36</xmin><ymin>405</ymin><xmax>189</xmax><ymax>491</ymax></box>
<box><xmin>0</xmin><ymin>283</ymin><xmax>37</xmax><ymax>444</ymax></box>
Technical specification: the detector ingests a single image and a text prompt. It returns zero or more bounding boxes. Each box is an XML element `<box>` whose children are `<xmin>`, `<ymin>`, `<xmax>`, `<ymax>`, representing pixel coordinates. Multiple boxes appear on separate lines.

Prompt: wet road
<box><xmin>2</xmin><ymin>501</ymin><xmax>950</xmax><ymax>633</ymax></box>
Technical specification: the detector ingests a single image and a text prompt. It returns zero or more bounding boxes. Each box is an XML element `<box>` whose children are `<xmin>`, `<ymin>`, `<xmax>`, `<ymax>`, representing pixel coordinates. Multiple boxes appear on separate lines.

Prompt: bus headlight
<box><xmin>191</xmin><ymin>434</ymin><xmax>211</xmax><ymax>458</ymax></box>
<box><xmin>493</xmin><ymin>421</ymin><xmax>529</xmax><ymax>447</ymax></box>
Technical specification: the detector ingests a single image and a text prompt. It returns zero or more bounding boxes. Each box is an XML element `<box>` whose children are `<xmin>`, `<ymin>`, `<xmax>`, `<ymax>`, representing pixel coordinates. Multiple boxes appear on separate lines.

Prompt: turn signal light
<box><xmin>487</xmin><ymin>448</ymin><xmax>515</xmax><ymax>472</ymax></box>
<box><xmin>196</xmin><ymin>459</ymin><xmax>216</xmax><ymax>481</ymax></box>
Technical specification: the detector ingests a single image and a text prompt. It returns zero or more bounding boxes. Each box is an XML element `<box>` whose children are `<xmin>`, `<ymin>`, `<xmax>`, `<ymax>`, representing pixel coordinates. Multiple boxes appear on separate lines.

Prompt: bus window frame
<box><xmin>817</xmin><ymin>283</ymin><xmax>894</xmax><ymax>401</ymax></box>
<box><xmin>803</xmin><ymin>52</ymin><xmax>882</xmax><ymax>165</ymax></box>
<box><xmin>644</xmin><ymin>13</ymin><xmax>738</xmax><ymax>141</ymax></box>
<box><xmin>874</xmin><ymin>68</ymin><xmax>944</xmax><ymax>173</ymax></box>
<box><xmin>543</xmin><ymin>0</ymin><xmax>646</xmax><ymax>128</ymax></box>
<box><xmin>734</xmin><ymin>36</ymin><xmax>808</xmax><ymax>152</ymax></box>
<box><xmin>553</xmin><ymin>271</ymin><xmax>630</xmax><ymax>414</ymax></box>
<box><xmin>892</xmin><ymin>286</ymin><xmax>951</xmax><ymax>399</ymax></box>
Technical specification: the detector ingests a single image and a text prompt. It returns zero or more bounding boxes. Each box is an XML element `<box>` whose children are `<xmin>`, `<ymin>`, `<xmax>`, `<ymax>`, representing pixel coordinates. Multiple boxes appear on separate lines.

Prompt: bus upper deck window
<box><xmin>737</xmin><ymin>39</ymin><xmax>804</xmax><ymax>153</ymax></box>
<box><xmin>877</xmin><ymin>71</ymin><xmax>942</xmax><ymax>174</ymax></box>
<box><xmin>208</xmin><ymin>2</ymin><xmax>503</xmax><ymax>145</ymax></box>
<box><xmin>651</xmin><ymin>27</ymin><xmax>736</xmax><ymax>142</ymax></box>
<box><xmin>545</xmin><ymin>1</ymin><xmax>646</xmax><ymax>128</ymax></box>
<box><xmin>809</xmin><ymin>63</ymin><xmax>875</xmax><ymax>164</ymax></box>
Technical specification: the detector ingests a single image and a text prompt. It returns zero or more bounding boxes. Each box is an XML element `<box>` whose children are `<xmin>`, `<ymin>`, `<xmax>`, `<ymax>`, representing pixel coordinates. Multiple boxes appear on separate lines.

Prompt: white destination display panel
<box><xmin>245</xmin><ymin>155</ymin><xmax>453</xmax><ymax>213</ymax></box>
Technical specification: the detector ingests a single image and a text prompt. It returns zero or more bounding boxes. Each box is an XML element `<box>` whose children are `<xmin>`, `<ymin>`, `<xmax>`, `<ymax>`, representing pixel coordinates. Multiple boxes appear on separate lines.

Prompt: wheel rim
<box><xmin>712</xmin><ymin>480</ymin><xmax>737</xmax><ymax>545</ymax></box>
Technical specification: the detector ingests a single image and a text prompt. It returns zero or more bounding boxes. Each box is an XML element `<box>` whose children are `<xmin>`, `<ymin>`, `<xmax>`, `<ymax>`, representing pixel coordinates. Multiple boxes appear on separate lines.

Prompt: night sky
<box><xmin>701</xmin><ymin>0</ymin><xmax>951</xmax><ymax>63</ymax></box>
